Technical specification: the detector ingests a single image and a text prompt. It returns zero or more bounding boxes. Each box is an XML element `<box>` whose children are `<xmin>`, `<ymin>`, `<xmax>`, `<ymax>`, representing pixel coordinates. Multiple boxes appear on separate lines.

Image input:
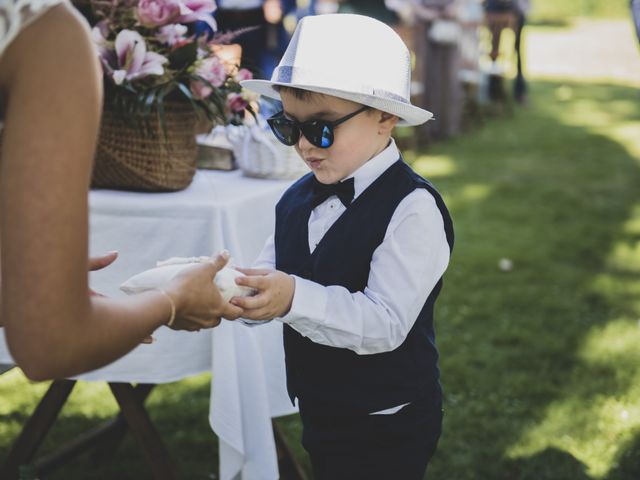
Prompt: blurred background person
<box><xmin>509</xmin><ymin>0</ymin><xmax>530</xmax><ymax>103</ymax></box>
<box><xmin>389</xmin><ymin>0</ymin><xmax>463</xmax><ymax>142</ymax></box>
<box><xmin>215</xmin><ymin>0</ymin><xmax>293</xmax><ymax>79</ymax></box>
<box><xmin>337</xmin><ymin>0</ymin><xmax>400</xmax><ymax>24</ymax></box>
<box><xmin>483</xmin><ymin>0</ymin><xmax>530</xmax><ymax>103</ymax></box>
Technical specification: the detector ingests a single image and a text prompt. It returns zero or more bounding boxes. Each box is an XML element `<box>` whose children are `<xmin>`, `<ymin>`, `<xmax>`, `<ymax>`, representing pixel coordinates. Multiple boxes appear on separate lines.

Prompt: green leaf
<box><xmin>143</xmin><ymin>90</ymin><xmax>156</xmax><ymax>116</ymax></box>
<box><xmin>177</xmin><ymin>82</ymin><xmax>200</xmax><ymax>115</ymax></box>
<box><xmin>190</xmin><ymin>74</ymin><xmax>228</xmax><ymax>124</ymax></box>
<box><xmin>156</xmin><ymin>94</ymin><xmax>169</xmax><ymax>141</ymax></box>
<box><xmin>169</xmin><ymin>42</ymin><xmax>198</xmax><ymax>70</ymax></box>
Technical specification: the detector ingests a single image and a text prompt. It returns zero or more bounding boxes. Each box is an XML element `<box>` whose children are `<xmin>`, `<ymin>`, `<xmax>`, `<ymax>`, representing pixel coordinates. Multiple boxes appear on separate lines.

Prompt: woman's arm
<box><xmin>0</xmin><ymin>3</ymin><xmax>169</xmax><ymax>379</ymax></box>
<box><xmin>0</xmin><ymin>4</ymin><xmax>241</xmax><ymax>380</ymax></box>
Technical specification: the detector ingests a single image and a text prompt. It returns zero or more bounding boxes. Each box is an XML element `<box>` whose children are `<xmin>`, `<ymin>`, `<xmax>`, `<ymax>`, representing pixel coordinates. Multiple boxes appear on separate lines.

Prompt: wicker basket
<box><xmin>226</xmin><ymin>124</ymin><xmax>309</xmax><ymax>180</ymax></box>
<box><xmin>92</xmin><ymin>101</ymin><xmax>199</xmax><ymax>192</ymax></box>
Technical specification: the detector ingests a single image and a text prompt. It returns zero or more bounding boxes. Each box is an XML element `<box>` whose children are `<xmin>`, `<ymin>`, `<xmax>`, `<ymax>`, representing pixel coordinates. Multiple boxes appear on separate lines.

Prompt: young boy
<box><xmin>234</xmin><ymin>13</ymin><xmax>454</xmax><ymax>479</ymax></box>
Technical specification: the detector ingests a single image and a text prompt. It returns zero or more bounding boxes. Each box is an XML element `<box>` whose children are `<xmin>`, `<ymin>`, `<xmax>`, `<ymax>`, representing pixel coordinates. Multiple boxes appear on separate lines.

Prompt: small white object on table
<box><xmin>0</xmin><ymin>170</ymin><xmax>298</xmax><ymax>480</ymax></box>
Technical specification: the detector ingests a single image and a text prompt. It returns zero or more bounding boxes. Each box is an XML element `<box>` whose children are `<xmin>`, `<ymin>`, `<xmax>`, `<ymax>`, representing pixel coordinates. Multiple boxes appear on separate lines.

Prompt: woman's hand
<box><xmin>230</xmin><ymin>268</ymin><xmax>295</xmax><ymax>321</ymax></box>
<box><xmin>163</xmin><ymin>252</ymin><xmax>244</xmax><ymax>331</ymax></box>
<box><xmin>89</xmin><ymin>251</ymin><xmax>119</xmax><ymax>272</ymax></box>
<box><xmin>88</xmin><ymin>251</ymin><xmax>119</xmax><ymax>296</ymax></box>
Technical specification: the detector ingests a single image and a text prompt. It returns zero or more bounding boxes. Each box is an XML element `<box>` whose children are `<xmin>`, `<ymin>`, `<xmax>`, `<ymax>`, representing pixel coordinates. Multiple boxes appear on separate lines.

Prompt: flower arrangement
<box><xmin>85</xmin><ymin>0</ymin><xmax>257</xmax><ymax>128</ymax></box>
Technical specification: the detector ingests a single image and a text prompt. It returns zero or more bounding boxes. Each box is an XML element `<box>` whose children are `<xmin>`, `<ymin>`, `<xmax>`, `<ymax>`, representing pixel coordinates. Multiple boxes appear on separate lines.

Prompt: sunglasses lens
<box><xmin>303</xmin><ymin>122</ymin><xmax>334</xmax><ymax>149</ymax></box>
<box><xmin>268</xmin><ymin>117</ymin><xmax>298</xmax><ymax>146</ymax></box>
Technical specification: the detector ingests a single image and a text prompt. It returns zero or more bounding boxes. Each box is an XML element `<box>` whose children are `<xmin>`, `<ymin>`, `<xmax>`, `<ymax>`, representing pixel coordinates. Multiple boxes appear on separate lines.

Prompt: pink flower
<box><xmin>177</xmin><ymin>0</ymin><xmax>217</xmax><ymax>31</ymax></box>
<box><xmin>226</xmin><ymin>92</ymin><xmax>248</xmax><ymax>113</ymax></box>
<box><xmin>190</xmin><ymin>81</ymin><xmax>210</xmax><ymax>99</ymax></box>
<box><xmin>234</xmin><ymin>68</ymin><xmax>253</xmax><ymax>82</ymax></box>
<box><xmin>136</xmin><ymin>0</ymin><xmax>181</xmax><ymax>27</ymax></box>
<box><xmin>111</xmin><ymin>30</ymin><xmax>168</xmax><ymax>85</ymax></box>
<box><xmin>156</xmin><ymin>24</ymin><xmax>188</xmax><ymax>46</ymax></box>
<box><xmin>190</xmin><ymin>56</ymin><xmax>227</xmax><ymax>98</ymax></box>
<box><xmin>91</xmin><ymin>22</ymin><xmax>109</xmax><ymax>58</ymax></box>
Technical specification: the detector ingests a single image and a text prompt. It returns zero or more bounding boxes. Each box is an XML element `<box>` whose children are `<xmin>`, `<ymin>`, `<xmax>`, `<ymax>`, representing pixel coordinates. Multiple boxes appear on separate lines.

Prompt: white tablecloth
<box><xmin>0</xmin><ymin>170</ymin><xmax>298</xmax><ymax>480</ymax></box>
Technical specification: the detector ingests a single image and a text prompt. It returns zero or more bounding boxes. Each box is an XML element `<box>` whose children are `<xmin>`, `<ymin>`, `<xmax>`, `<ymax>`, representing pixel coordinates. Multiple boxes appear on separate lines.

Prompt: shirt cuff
<box><xmin>278</xmin><ymin>275</ymin><xmax>328</xmax><ymax>333</ymax></box>
<box><xmin>238</xmin><ymin>319</ymin><xmax>272</xmax><ymax>327</ymax></box>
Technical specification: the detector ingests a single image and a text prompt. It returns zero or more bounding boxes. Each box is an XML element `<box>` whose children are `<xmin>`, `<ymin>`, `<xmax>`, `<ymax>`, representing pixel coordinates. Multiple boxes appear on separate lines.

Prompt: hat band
<box><xmin>273</xmin><ymin>66</ymin><xmax>410</xmax><ymax>105</ymax></box>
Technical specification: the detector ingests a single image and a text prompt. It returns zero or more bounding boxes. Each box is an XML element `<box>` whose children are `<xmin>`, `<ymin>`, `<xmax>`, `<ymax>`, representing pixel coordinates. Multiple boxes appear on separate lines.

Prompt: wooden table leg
<box><xmin>28</xmin><ymin>384</ymin><xmax>154</xmax><ymax>474</ymax></box>
<box><xmin>109</xmin><ymin>382</ymin><xmax>177</xmax><ymax>480</ymax></box>
<box><xmin>0</xmin><ymin>379</ymin><xmax>76</xmax><ymax>479</ymax></box>
<box><xmin>272</xmin><ymin>420</ymin><xmax>308</xmax><ymax>480</ymax></box>
<box><xmin>90</xmin><ymin>383</ymin><xmax>155</xmax><ymax>464</ymax></box>
<box><xmin>3</xmin><ymin>379</ymin><xmax>300</xmax><ymax>480</ymax></box>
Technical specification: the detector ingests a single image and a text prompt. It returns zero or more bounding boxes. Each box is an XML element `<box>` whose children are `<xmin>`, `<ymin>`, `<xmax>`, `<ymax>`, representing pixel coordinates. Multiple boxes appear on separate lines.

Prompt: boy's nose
<box><xmin>297</xmin><ymin>132</ymin><xmax>314</xmax><ymax>150</ymax></box>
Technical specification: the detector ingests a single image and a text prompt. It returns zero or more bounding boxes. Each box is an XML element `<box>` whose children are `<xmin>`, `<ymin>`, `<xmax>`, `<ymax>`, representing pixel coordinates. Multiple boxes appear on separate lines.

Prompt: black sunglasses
<box><xmin>267</xmin><ymin>105</ymin><xmax>370</xmax><ymax>148</ymax></box>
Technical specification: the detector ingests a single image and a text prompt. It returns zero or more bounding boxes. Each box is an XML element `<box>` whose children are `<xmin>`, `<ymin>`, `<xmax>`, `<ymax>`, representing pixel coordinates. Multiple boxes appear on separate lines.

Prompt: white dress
<box><xmin>0</xmin><ymin>0</ymin><xmax>65</xmax><ymax>59</ymax></box>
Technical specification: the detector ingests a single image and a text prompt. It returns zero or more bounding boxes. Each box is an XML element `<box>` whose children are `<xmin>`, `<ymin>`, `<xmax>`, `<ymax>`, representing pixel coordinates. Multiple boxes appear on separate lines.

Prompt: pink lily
<box><xmin>156</xmin><ymin>24</ymin><xmax>189</xmax><ymax>46</ymax></box>
<box><xmin>177</xmin><ymin>0</ymin><xmax>217</xmax><ymax>31</ymax></box>
<box><xmin>190</xmin><ymin>55</ymin><xmax>227</xmax><ymax>98</ymax></box>
<box><xmin>136</xmin><ymin>0</ymin><xmax>182</xmax><ymax>28</ymax></box>
<box><xmin>226</xmin><ymin>92</ymin><xmax>248</xmax><ymax>113</ymax></box>
<box><xmin>234</xmin><ymin>68</ymin><xmax>253</xmax><ymax>82</ymax></box>
<box><xmin>90</xmin><ymin>21</ymin><xmax>110</xmax><ymax>58</ymax></box>
<box><xmin>112</xmin><ymin>30</ymin><xmax>168</xmax><ymax>85</ymax></box>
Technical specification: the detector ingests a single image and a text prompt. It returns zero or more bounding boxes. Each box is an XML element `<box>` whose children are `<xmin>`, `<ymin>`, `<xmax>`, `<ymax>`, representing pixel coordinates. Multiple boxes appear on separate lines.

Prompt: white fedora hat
<box><xmin>241</xmin><ymin>14</ymin><xmax>433</xmax><ymax>126</ymax></box>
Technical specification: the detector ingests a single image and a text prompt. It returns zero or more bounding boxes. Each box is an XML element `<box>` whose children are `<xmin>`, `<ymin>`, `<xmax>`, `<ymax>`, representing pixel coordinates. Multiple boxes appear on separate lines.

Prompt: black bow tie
<box><xmin>311</xmin><ymin>177</ymin><xmax>355</xmax><ymax>208</ymax></box>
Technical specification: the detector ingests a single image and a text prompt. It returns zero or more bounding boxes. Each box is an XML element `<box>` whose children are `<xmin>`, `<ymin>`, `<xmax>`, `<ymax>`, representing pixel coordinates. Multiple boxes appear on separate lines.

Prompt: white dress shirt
<box><xmin>252</xmin><ymin>138</ymin><xmax>451</xmax><ymax>413</ymax></box>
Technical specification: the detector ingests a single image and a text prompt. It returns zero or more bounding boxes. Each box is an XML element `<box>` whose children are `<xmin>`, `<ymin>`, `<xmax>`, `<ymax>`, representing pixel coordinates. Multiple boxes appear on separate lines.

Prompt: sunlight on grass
<box><xmin>607</xmin><ymin>123</ymin><xmax>640</xmax><ymax>160</ymax></box>
<box><xmin>412</xmin><ymin>154</ymin><xmax>457</xmax><ymax>178</ymax></box>
<box><xmin>550</xmin><ymin>90</ymin><xmax>624</xmax><ymax>128</ymax></box>
<box><xmin>506</xmin><ymin>318</ymin><xmax>640</xmax><ymax>478</ymax></box>
<box><xmin>592</xmin><ymin>208</ymin><xmax>640</xmax><ymax>308</ymax></box>
<box><xmin>622</xmin><ymin>206</ymin><xmax>640</xmax><ymax>235</ymax></box>
<box><xmin>607</xmin><ymin>242</ymin><xmax>640</xmax><ymax>272</ymax></box>
<box><xmin>525</xmin><ymin>19</ymin><xmax>640</xmax><ymax>88</ymax></box>
<box><xmin>460</xmin><ymin>183</ymin><xmax>493</xmax><ymax>202</ymax></box>
<box><xmin>506</xmin><ymin>193</ymin><xmax>640</xmax><ymax>479</ymax></box>
<box><xmin>545</xmin><ymin>85</ymin><xmax>640</xmax><ymax>160</ymax></box>
<box><xmin>580</xmin><ymin>320</ymin><xmax>640</xmax><ymax>363</ymax></box>
<box><xmin>531</xmin><ymin>0</ymin><xmax>630</xmax><ymax>20</ymax></box>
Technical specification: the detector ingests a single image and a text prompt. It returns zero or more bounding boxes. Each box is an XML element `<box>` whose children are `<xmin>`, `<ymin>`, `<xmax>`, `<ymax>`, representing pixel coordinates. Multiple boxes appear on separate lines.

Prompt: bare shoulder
<box><xmin>0</xmin><ymin>2</ymin><xmax>99</xmax><ymax>94</ymax></box>
<box><xmin>0</xmin><ymin>0</ymin><xmax>101</xmax><ymax>171</ymax></box>
<box><xmin>0</xmin><ymin>0</ymin><xmax>100</xmax><ymax>231</ymax></box>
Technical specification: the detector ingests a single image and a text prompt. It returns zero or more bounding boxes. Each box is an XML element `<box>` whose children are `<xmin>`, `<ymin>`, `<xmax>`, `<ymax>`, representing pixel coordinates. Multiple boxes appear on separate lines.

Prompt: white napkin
<box><xmin>120</xmin><ymin>257</ymin><xmax>257</xmax><ymax>302</ymax></box>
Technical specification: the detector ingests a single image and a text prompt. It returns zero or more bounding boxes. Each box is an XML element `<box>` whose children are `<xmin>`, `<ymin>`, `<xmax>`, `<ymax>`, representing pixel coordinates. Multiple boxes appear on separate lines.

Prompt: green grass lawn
<box><xmin>410</xmin><ymin>79</ymin><xmax>640</xmax><ymax>479</ymax></box>
<box><xmin>530</xmin><ymin>0</ymin><xmax>631</xmax><ymax>22</ymax></box>
<box><xmin>2</xmin><ymin>79</ymin><xmax>640</xmax><ymax>479</ymax></box>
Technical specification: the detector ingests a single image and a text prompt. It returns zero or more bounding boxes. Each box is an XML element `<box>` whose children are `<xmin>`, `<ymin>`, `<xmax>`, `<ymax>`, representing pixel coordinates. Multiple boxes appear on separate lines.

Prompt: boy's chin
<box><xmin>313</xmin><ymin>171</ymin><xmax>343</xmax><ymax>185</ymax></box>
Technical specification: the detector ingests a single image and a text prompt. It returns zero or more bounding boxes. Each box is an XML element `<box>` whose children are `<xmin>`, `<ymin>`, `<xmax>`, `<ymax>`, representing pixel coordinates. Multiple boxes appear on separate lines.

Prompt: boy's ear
<box><xmin>378</xmin><ymin>111</ymin><xmax>399</xmax><ymax>135</ymax></box>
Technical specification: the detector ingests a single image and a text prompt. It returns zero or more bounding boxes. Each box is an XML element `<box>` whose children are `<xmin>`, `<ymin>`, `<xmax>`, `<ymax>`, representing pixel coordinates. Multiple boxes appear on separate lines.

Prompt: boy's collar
<box><xmin>344</xmin><ymin>138</ymin><xmax>400</xmax><ymax>201</ymax></box>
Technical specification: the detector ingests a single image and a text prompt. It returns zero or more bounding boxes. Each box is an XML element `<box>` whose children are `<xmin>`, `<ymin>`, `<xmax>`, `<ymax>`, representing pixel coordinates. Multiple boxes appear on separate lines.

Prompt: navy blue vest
<box><xmin>274</xmin><ymin>159</ymin><xmax>454</xmax><ymax>415</ymax></box>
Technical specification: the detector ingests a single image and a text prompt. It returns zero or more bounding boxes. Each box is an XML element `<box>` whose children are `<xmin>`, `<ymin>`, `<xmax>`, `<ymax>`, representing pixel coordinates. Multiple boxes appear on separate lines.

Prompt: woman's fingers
<box><xmin>88</xmin><ymin>251</ymin><xmax>118</xmax><ymax>271</ymax></box>
<box><xmin>207</xmin><ymin>250</ymin><xmax>231</xmax><ymax>274</ymax></box>
<box><xmin>189</xmin><ymin>316</ymin><xmax>221</xmax><ymax>329</ymax></box>
<box><xmin>220</xmin><ymin>302</ymin><xmax>244</xmax><ymax>320</ymax></box>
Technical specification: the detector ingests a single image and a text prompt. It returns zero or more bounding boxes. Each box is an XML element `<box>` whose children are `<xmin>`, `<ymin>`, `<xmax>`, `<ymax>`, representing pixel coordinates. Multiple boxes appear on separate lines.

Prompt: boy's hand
<box><xmin>231</xmin><ymin>268</ymin><xmax>295</xmax><ymax>320</ymax></box>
